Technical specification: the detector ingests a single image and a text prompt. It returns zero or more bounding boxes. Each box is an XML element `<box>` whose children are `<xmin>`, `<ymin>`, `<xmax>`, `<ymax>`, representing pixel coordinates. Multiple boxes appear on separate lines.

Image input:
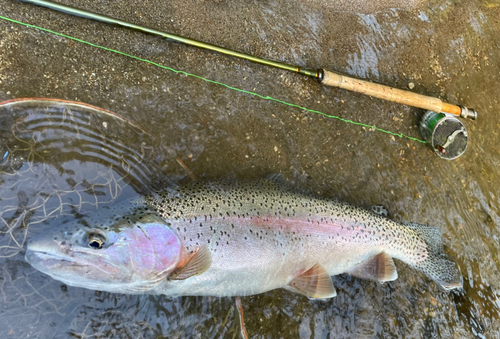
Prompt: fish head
<box><xmin>26</xmin><ymin>213</ymin><xmax>182</xmax><ymax>294</ymax></box>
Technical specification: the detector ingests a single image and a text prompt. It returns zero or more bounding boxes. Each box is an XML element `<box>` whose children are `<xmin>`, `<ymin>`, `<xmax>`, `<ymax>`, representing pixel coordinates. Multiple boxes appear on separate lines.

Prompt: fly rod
<box><xmin>17</xmin><ymin>0</ymin><xmax>477</xmax><ymax>120</ymax></box>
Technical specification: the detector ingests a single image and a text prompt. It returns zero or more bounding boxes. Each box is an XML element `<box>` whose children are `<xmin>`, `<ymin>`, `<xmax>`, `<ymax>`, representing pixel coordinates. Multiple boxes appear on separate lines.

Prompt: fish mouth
<box><xmin>25</xmin><ymin>249</ymin><xmax>88</xmax><ymax>269</ymax></box>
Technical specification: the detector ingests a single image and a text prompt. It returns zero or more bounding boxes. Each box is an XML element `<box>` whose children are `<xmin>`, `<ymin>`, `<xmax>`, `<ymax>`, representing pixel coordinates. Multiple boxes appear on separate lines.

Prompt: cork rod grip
<box><xmin>320</xmin><ymin>69</ymin><xmax>462</xmax><ymax>116</ymax></box>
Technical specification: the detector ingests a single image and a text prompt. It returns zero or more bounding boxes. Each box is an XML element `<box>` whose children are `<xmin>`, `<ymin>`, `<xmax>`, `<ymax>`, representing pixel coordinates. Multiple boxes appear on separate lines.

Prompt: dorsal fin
<box><xmin>368</xmin><ymin>205</ymin><xmax>389</xmax><ymax>217</ymax></box>
<box><xmin>287</xmin><ymin>263</ymin><xmax>336</xmax><ymax>299</ymax></box>
<box><xmin>265</xmin><ymin>173</ymin><xmax>286</xmax><ymax>184</ymax></box>
<box><xmin>348</xmin><ymin>252</ymin><xmax>398</xmax><ymax>282</ymax></box>
<box><xmin>169</xmin><ymin>245</ymin><xmax>212</xmax><ymax>280</ymax></box>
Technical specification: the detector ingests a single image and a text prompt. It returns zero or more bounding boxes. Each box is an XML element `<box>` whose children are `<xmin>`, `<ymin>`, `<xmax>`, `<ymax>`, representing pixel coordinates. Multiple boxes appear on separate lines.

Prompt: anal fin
<box><xmin>169</xmin><ymin>244</ymin><xmax>212</xmax><ymax>280</ymax></box>
<box><xmin>348</xmin><ymin>252</ymin><xmax>398</xmax><ymax>282</ymax></box>
<box><xmin>287</xmin><ymin>263</ymin><xmax>336</xmax><ymax>299</ymax></box>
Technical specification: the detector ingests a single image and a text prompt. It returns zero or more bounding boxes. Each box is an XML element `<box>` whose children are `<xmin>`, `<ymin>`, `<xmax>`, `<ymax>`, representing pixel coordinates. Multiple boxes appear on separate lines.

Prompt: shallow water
<box><xmin>0</xmin><ymin>0</ymin><xmax>500</xmax><ymax>338</ymax></box>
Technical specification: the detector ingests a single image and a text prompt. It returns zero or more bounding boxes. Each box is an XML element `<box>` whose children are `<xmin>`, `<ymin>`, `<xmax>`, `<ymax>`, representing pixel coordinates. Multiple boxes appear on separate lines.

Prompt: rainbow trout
<box><xmin>26</xmin><ymin>175</ymin><xmax>462</xmax><ymax>298</ymax></box>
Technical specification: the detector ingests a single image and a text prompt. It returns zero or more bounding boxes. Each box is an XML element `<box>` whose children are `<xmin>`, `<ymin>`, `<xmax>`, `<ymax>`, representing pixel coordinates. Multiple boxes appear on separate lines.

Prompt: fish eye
<box><xmin>88</xmin><ymin>232</ymin><xmax>106</xmax><ymax>249</ymax></box>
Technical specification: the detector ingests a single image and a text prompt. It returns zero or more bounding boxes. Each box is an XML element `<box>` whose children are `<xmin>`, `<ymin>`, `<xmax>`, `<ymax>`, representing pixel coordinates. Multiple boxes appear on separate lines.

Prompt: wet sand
<box><xmin>303</xmin><ymin>0</ymin><xmax>425</xmax><ymax>13</ymax></box>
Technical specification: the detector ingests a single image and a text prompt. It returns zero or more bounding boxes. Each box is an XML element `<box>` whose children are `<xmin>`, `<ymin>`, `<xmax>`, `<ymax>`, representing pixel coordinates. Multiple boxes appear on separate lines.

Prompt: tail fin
<box><xmin>404</xmin><ymin>222</ymin><xmax>463</xmax><ymax>290</ymax></box>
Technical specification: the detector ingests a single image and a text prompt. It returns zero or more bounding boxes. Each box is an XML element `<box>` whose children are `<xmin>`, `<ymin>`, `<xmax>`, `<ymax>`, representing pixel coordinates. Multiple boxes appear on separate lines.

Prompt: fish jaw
<box><xmin>25</xmin><ymin>230</ymin><xmax>130</xmax><ymax>290</ymax></box>
<box><xmin>26</xmin><ymin>214</ymin><xmax>184</xmax><ymax>293</ymax></box>
<box><xmin>25</xmin><ymin>245</ymin><xmax>125</xmax><ymax>288</ymax></box>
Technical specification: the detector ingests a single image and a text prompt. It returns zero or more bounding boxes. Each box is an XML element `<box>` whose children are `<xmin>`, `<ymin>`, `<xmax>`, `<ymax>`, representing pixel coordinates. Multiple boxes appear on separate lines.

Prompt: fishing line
<box><xmin>0</xmin><ymin>14</ymin><xmax>426</xmax><ymax>143</ymax></box>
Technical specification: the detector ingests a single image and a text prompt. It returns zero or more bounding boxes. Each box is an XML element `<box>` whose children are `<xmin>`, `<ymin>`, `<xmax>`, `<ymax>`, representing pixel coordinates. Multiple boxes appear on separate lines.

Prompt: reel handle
<box><xmin>319</xmin><ymin>69</ymin><xmax>477</xmax><ymax>120</ymax></box>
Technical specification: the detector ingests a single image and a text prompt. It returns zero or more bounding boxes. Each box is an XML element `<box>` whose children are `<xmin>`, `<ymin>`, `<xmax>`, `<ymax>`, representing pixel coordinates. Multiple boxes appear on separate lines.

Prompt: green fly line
<box><xmin>0</xmin><ymin>14</ymin><xmax>426</xmax><ymax>143</ymax></box>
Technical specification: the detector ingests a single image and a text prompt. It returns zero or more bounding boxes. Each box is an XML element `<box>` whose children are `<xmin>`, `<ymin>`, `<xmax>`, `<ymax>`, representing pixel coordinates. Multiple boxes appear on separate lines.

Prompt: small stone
<box><xmin>408</xmin><ymin>82</ymin><xmax>415</xmax><ymax>89</ymax></box>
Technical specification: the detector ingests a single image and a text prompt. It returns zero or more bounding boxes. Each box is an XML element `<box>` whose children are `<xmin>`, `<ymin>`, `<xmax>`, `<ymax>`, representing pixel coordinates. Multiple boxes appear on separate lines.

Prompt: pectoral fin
<box><xmin>287</xmin><ymin>263</ymin><xmax>336</xmax><ymax>299</ymax></box>
<box><xmin>169</xmin><ymin>245</ymin><xmax>212</xmax><ymax>280</ymax></box>
<box><xmin>348</xmin><ymin>252</ymin><xmax>398</xmax><ymax>282</ymax></box>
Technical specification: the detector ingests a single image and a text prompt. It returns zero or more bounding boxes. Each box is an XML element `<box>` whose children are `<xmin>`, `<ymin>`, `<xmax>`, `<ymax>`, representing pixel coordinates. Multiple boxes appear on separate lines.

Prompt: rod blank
<box><xmin>17</xmin><ymin>0</ymin><xmax>477</xmax><ymax>120</ymax></box>
<box><xmin>16</xmin><ymin>0</ymin><xmax>318</xmax><ymax>77</ymax></box>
